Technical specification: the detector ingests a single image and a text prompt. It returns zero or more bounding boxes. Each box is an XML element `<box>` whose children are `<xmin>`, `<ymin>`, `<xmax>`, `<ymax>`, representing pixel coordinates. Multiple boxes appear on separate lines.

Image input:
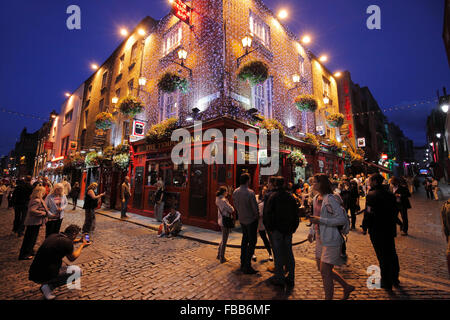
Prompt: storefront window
<box><xmin>146</xmin><ymin>161</ymin><xmax>187</xmax><ymax>188</ymax></box>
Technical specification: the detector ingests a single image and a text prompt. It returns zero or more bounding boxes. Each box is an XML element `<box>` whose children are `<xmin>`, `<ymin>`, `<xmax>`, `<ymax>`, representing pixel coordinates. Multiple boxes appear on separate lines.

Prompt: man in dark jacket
<box><xmin>391</xmin><ymin>177</ymin><xmax>411</xmax><ymax>236</ymax></box>
<box><xmin>11</xmin><ymin>176</ymin><xmax>33</xmax><ymax>237</ymax></box>
<box><xmin>363</xmin><ymin>173</ymin><xmax>400</xmax><ymax>291</ymax></box>
<box><xmin>263</xmin><ymin>176</ymin><xmax>299</xmax><ymax>288</ymax></box>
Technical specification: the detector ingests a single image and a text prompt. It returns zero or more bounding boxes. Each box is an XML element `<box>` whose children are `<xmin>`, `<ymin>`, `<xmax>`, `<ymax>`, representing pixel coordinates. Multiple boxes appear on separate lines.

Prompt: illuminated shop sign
<box><xmin>171</xmin><ymin>0</ymin><xmax>192</xmax><ymax>26</ymax></box>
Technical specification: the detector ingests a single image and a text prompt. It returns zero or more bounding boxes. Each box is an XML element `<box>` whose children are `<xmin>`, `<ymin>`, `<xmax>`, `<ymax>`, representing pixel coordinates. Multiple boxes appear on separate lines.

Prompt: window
<box><xmin>115</xmin><ymin>88</ymin><xmax>121</xmax><ymax>99</ymax></box>
<box><xmin>128</xmin><ymin>79</ymin><xmax>134</xmax><ymax>95</ymax></box>
<box><xmin>163</xmin><ymin>25</ymin><xmax>182</xmax><ymax>56</ymax></box>
<box><xmin>130</xmin><ymin>43</ymin><xmax>138</xmax><ymax>63</ymax></box>
<box><xmin>64</xmin><ymin>110</ymin><xmax>73</xmax><ymax>124</ymax></box>
<box><xmin>101</xmin><ymin>71</ymin><xmax>108</xmax><ymax>89</ymax></box>
<box><xmin>118</xmin><ymin>55</ymin><xmax>125</xmax><ymax>74</ymax></box>
<box><xmin>87</xmin><ymin>85</ymin><xmax>92</xmax><ymax>100</ymax></box>
<box><xmin>299</xmin><ymin>55</ymin><xmax>305</xmax><ymax>76</ymax></box>
<box><xmin>146</xmin><ymin>162</ymin><xmax>187</xmax><ymax>188</ymax></box>
<box><xmin>99</xmin><ymin>98</ymin><xmax>104</xmax><ymax>112</ymax></box>
<box><xmin>160</xmin><ymin>92</ymin><xmax>179</xmax><ymax>121</ymax></box>
<box><xmin>61</xmin><ymin>136</ymin><xmax>70</xmax><ymax>157</ymax></box>
<box><xmin>122</xmin><ymin>121</ymin><xmax>130</xmax><ymax>143</ymax></box>
<box><xmin>84</xmin><ymin>110</ymin><xmax>89</xmax><ymax>129</ymax></box>
<box><xmin>251</xmin><ymin>76</ymin><xmax>273</xmax><ymax>117</ymax></box>
<box><xmin>249</xmin><ymin>11</ymin><xmax>270</xmax><ymax>47</ymax></box>
<box><xmin>323</xmin><ymin>77</ymin><xmax>331</xmax><ymax>97</ymax></box>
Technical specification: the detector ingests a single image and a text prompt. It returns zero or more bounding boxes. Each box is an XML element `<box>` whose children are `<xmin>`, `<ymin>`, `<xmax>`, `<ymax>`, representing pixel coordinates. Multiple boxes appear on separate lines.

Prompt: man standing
<box><xmin>232</xmin><ymin>173</ymin><xmax>259</xmax><ymax>274</ymax></box>
<box><xmin>11</xmin><ymin>176</ymin><xmax>33</xmax><ymax>237</ymax></box>
<box><xmin>61</xmin><ymin>177</ymin><xmax>71</xmax><ymax>197</ymax></box>
<box><xmin>263</xmin><ymin>176</ymin><xmax>299</xmax><ymax>288</ymax></box>
<box><xmin>28</xmin><ymin>224</ymin><xmax>90</xmax><ymax>300</ymax></box>
<box><xmin>363</xmin><ymin>174</ymin><xmax>400</xmax><ymax>291</ymax></box>
<box><xmin>441</xmin><ymin>199</ymin><xmax>450</xmax><ymax>276</ymax></box>
<box><xmin>121</xmin><ymin>176</ymin><xmax>131</xmax><ymax>219</ymax></box>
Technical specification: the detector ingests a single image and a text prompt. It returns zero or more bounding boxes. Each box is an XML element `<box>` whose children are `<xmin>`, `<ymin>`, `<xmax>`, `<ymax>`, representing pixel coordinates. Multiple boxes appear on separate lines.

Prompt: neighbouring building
<box><xmin>444</xmin><ymin>0</ymin><xmax>450</xmax><ymax>67</ymax></box>
<box><xmin>14</xmin><ymin>128</ymin><xmax>39</xmax><ymax>177</ymax></box>
<box><xmin>33</xmin><ymin>111</ymin><xmax>58</xmax><ymax>178</ymax></box>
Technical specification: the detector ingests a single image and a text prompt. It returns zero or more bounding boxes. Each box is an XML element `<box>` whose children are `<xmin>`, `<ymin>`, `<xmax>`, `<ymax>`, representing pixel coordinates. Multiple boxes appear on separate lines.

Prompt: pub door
<box><xmin>133</xmin><ymin>166</ymin><xmax>144</xmax><ymax>210</ymax></box>
<box><xmin>189</xmin><ymin>164</ymin><xmax>208</xmax><ymax>218</ymax></box>
<box><xmin>236</xmin><ymin>165</ymin><xmax>257</xmax><ymax>190</ymax></box>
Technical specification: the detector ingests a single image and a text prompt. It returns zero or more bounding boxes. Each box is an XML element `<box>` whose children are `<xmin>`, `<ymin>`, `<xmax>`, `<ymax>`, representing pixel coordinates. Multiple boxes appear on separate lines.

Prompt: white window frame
<box><xmin>299</xmin><ymin>55</ymin><xmax>305</xmax><ymax>76</ymax></box>
<box><xmin>118</xmin><ymin>55</ymin><xmax>125</xmax><ymax>74</ymax></box>
<box><xmin>249</xmin><ymin>11</ymin><xmax>270</xmax><ymax>48</ymax></box>
<box><xmin>101</xmin><ymin>71</ymin><xmax>108</xmax><ymax>89</ymax></box>
<box><xmin>127</xmin><ymin>79</ymin><xmax>134</xmax><ymax>96</ymax></box>
<box><xmin>163</xmin><ymin>24</ymin><xmax>182</xmax><ymax>56</ymax></box>
<box><xmin>251</xmin><ymin>76</ymin><xmax>273</xmax><ymax>118</ymax></box>
<box><xmin>323</xmin><ymin>77</ymin><xmax>330</xmax><ymax>97</ymax></box>
<box><xmin>159</xmin><ymin>91</ymin><xmax>179</xmax><ymax>121</ymax></box>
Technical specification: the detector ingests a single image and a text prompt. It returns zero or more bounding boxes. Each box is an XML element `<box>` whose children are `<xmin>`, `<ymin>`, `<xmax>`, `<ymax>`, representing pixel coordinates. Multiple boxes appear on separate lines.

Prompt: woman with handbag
<box><xmin>308</xmin><ymin>174</ymin><xmax>355</xmax><ymax>300</ymax></box>
<box><xmin>82</xmin><ymin>182</ymin><xmax>105</xmax><ymax>237</ymax></box>
<box><xmin>216</xmin><ymin>186</ymin><xmax>235</xmax><ymax>263</ymax></box>
<box><xmin>18</xmin><ymin>186</ymin><xmax>49</xmax><ymax>260</ymax></box>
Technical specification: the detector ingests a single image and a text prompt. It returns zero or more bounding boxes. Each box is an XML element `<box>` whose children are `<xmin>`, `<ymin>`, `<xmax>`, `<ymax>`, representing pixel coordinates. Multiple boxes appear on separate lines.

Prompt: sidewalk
<box><xmin>74</xmin><ymin>200</ymin><xmax>310</xmax><ymax>249</ymax></box>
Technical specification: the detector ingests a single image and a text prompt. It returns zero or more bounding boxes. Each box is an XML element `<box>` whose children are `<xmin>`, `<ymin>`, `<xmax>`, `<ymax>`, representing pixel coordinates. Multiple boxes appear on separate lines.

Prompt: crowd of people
<box><xmin>214</xmin><ymin>171</ymin><xmax>430</xmax><ymax>299</ymax></box>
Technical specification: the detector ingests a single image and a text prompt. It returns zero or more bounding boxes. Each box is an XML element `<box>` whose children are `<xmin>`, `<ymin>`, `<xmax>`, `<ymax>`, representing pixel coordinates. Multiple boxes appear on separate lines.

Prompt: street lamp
<box><xmin>137</xmin><ymin>28</ymin><xmax>146</xmax><ymax>36</ymax></box>
<box><xmin>111</xmin><ymin>97</ymin><xmax>119</xmax><ymax>104</ymax></box>
<box><xmin>120</xmin><ymin>28</ymin><xmax>129</xmax><ymax>37</ymax></box>
<box><xmin>91</xmin><ymin>64</ymin><xmax>99</xmax><ymax>70</ymax></box>
<box><xmin>292</xmin><ymin>74</ymin><xmax>300</xmax><ymax>84</ymax></box>
<box><xmin>237</xmin><ymin>36</ymin><xmax>259</xmax><ymax>67</ymax></box>
<box><xmin>138</xmin><ymin>76</ymin><xmax>147</xmax><ymax>86</ymax></box>
<box><xmin>437</xmin><ymin>133</ymin><xmax>442</xmax><ymax>139</ymax></box>
<box><xmin>278</xmin><ymin>9</ymin><xmax>288</xmax><ymax>20</ymax></box>
<box><xmin>441</xmin><ymin>103</ymin><xmax>449</xmax><ymax>113</ymax></box>
<box><xmin>170</xmin><ymin>49</ymin><xmax>192</xmax><ymax>77</ymax></box>
<box><xmin>65</xmin><ymin>92</ymin><xmax>71</xmax><ymax>97</ymax></box>
<box><xmin>319</xmin><ymin>55</ymin><xmax>328</xmax><ymax>63</ymax></box>
<box><xmin>323</xmin><ymin>97</ymin><xmax>330</xmax><ymax>105</ymax></box>
<box><xmin>334</xmin><ymin>72</ymin><xmax>342</xmax><ymax>78</ymax></box>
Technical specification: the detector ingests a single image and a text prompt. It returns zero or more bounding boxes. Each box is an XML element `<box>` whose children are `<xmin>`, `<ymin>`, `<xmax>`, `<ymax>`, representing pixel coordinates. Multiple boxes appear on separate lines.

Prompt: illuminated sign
<box><xmin>44</xmin><ymin>141</ymin><xmax>53</xmax><ymax>150</ymax></box>
<box><xmin>132</xmin><ymin>120</ymin><xmax>145</xmax><ymax>137</ymax></box>
<box><xmin>316</xmin><ymin>126</ymin><xmax>325</xmax><ymax>136</ymax></box>
<box><xmin>357</xmin><ymin>138</ymin><xmax>366</xmax><ymax>148</ymax></box>
<box><xmin>342</xmin><ymin>80</ymin><xmax>354</xmax><ymax>139</ymax></box>
<box><xmin>171</xmin><ymin>0</ymin><xmax>192</xmax><ymax>26</ymax></box>
<box><xmin>69</xmin><ymin>141</ymin><xmax>77</xmax><ymax>150</ymax></box>
<box><xmin>381</xmin><ymin>154</ymin><xmax>388</xmax><ymax>160</ymax></box>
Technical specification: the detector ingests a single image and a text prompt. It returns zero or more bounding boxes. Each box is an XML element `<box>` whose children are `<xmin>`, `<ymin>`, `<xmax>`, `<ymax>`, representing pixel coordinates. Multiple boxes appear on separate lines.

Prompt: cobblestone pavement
<box><xmin>0</xmin><ymin>185</ymin><xmax>449</xmax><ymax>300</ymax></box>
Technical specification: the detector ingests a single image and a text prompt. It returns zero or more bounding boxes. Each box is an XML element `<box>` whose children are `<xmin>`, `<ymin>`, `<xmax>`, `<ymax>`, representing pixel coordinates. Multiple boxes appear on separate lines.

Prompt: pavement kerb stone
<box><xmin>86</xmin><ymin>205</ymin><xmax>310</xmax><ymax>249</ymax></box>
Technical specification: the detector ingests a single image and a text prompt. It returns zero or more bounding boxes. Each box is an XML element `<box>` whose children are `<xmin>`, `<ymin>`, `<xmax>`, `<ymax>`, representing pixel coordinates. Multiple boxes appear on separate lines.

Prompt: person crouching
<box><xmin>159</xmin><ymin>205</ymin><xmax>182</xmax><ymax>238</ymax></box>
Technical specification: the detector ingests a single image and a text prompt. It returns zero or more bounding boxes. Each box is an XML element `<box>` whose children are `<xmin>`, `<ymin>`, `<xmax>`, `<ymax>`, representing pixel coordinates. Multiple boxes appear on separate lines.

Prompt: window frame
<box><xmin>249</xmin><ymin>10</ymin><xmax>271</xmax><ymax>49</ymax></box>
<box><xmin>251</xmin><ymin>76</ymin><xmax>273</xmax><ymax>118</ymax></box>
<box><xmin>322</xmin><ymin>76</ymin><xmax>331</xmax><ymax>98</ymax></box>
<box><xmin>163</xmin><ymin>24</ymin><xmax>182</xmax><ymax>57</ymax></box>
<box><xmin>101</xmin><ymin>71</ymin><xmax>108</xmax><ymax>89</ymax></box>
<box><xmin>64</xmin><ymin>109</ymin><xmax>73</xmax><ymax>125</ymax></box>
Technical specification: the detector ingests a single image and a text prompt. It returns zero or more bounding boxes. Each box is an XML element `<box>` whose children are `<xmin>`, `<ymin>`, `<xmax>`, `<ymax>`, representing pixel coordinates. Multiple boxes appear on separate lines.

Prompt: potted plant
<box><xmin>95</xmin><ymin>112</ymin><xmax>115</xmax><ymax>130</ymax></box>
<box><xmin>238</xmin><ymin>61</ymin><xmax>269</xmax><ymax>86</ymax></box>
<box><xmin>326</xmin><ymin>113</ymin><xmax>345</xmax><ymax>128</ymax></box>
<box><xmin>251</xmin><ymin>115</ymin><xmax>285</xmax><ymax>137</ymax></box>
<box><xmin>146</xmin><ymin>117</ymin><xmax>179</xmax><ymax>143</ymax></box>
<box><xmin>119</xmin><ymin>96</ymin><xmax>144</xmax><ymax>118</ymax></box>
<box><xmin>157</xmin><ymin>72</ymin><xmax>189</xmax><ymax>94</ymax></box>
<box><xmin>304</xmin><ymin>133</ymin><xmax>320</xmax><ymax>149</ymax></box>
<box><xmin>113</xmin><ymin>153</ymin><xmax>130</xmax><ymax>171</ymax></box>
<box><xmin>287</xmin><ymin>150</ymin><xmax>307</xmax><ymax>167</ymax></box>
<box><xmin>295</xmin><ymin>95</ymin><xmax>318</xmax><ymax>112</ymax></box>
<box><xmin>85</xmin><ymin>152</ymin><xmax>101</xmax><ymax>167</ymax></box>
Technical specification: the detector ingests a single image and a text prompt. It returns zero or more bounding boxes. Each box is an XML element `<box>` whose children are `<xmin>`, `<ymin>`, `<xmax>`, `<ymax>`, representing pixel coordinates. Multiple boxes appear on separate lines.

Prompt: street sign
<box><xmin>69</xmin><ymin>141</ymin><xmax>77</xmax><ymax>150</ymax></box>
<box><xmin>316</xmin><ymin>126</ymin><xmax>325</xmax><ymax>136</ymax></box>
<box><xmin>171</xmin><ymin>0</ymin><xmax>192</xmax><ymax>26</ymax></box>
<box><xmin>132</xmin><ymin>120</ymin><xmax>145</xmax><ymax>137</ymax></box>
<box><xmin>357</xmin><ymin>137</ymin><xmax>366</xmax><ymax>148</ymax></box>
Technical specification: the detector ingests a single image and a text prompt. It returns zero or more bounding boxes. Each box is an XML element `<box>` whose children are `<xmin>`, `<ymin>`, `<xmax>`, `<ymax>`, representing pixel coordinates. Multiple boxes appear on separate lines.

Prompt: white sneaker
<box><xmin>252</xmin><ymin>255</ymin><xmax>257</xmax><ymax>262</ymax></box>
<box><xmin>40</xmin><ymin>284</ymin><xmax>55</xmax><ymax>300</ymax></box>
<box><xmin>269</xmin><ymin>255</ymin><xmax>273</xmax><ymax>262</ymax></box>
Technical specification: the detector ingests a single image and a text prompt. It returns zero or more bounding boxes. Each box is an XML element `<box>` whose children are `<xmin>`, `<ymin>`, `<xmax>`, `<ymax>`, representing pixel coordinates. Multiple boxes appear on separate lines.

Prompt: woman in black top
<box><xmin>70</xmin><ymin>182</ymin><xmax>81</xmax><ymax>210</ymax></box>
<box><xmin>82</xmin><ymin>183</ymin><xmax>105</xmax><ymax>236</ymax></box>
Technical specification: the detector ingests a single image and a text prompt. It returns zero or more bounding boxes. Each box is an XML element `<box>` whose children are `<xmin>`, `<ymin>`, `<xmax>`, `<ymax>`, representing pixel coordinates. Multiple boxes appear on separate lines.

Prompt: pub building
<box><xmin>128</xmin><ymin>116</ymin><xmax>345</xmax><ymax>231</ymax></box>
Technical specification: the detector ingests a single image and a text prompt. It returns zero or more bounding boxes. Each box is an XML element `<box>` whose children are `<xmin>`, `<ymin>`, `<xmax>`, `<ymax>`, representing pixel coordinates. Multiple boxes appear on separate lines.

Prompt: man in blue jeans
<box><xmin>263</xmin><ymin>176</ymin><xmax>300</xmax><ymax>288</ymax></box>
<box><xmin>232</xmin><ymin>173</ymin><xmax>259</xmax><ymax>274</ymax></box>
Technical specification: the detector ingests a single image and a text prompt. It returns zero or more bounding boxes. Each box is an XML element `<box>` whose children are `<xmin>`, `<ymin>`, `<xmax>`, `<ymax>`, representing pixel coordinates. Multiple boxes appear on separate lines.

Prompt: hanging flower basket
<box><xmin>326</xmin><ymin>138</ymin><xmax>343</xmax><ymax>153</ymax></box>
<box><xmin>295</xmin><ymin>95</ymin><xmax>318</xmax><ymax>112</ymax></box>
<box><xmin>288</xmin><ymin>150</ymin><xmax>307</xmax><ymax>167</ymax></box>
<box><xmin>115</xmin><ymin>143</ymin><xmax>130</xmax><ymax>155</ymax></box>
<box><xmin>251</xmin><ymin>115</ymin><xmax>285</xmax><ymax>137</ymax></box>
<box><xmin>326</xmin><ymin>113</ymin><xmax>345</xmax><ymax>128</ymax></box>
<box><xmin>95</xmin><ymin>112</ymin><xmax>114</xmax><ymax>130</ymax></box>
<box><xmin>146</xmin><ymin>117</ymin><xmax>179</xmax><ymax>143</ymax></box>
<box><xmin>113</xmin><ymin>153</ymin><xmax>130</xmax><ymax>171</ymax></box>
<box><xmin>85</xmin><ymin>152</ymin><xmax>101</xmax><ymax>167</ymax></box>
<box><xmin>238</xmin><ymin>61</ymin><xmax>269</xmax><ymax>86</ymax></box>
<box><xmin>304</xmin><ymin>133</ymin><xmax>320</xmax><ymax>149</ymax></box>
<box><xmin>119</xmin><ymin>96</ymin><xmax>144</xmax><ymax>118</ymax></box>
<box><xmin>157</xmin><ymin>72</ymin><xmax>189</xmax><ymax>94</ymax></box>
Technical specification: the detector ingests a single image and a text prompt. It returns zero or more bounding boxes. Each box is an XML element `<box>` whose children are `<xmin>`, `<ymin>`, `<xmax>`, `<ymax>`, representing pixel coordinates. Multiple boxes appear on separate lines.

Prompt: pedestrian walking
<box><xmin>432</xmin><ymin>178</ymin><xmax>440</xmax><ymax>201</ymax></box>
<box><xmin>61</xmin><ymin>177</ymin><xmax>71</xmax><ymax>197</ymax></box>
<box><xmin>391</xmin><ymin>177</ymin><xmax>411</xmax><ymax>236</ymax></box>
<box><xmin>18</xmin><ymin>186</ymin><xmax>49</xmax><ymax>260</ymax></box>
<box><xmin>252</xmin><ymin>186</ymin><xmax>273</xmax><ymax>263</ymax></box>
<box><xmin>263</xmin><ymin>177</ymin><xmax>299</xmax><ymax>288</ymax></box>
<box><xmin>70</xmin><ymin>182</ymin><xmax>80</xmax><ymax>210</ymax></box>
<box><xmin>363</xmin><ymin>173</ymin><xmax>400</xmax><ymax>291</ymax></box>
<box><xmin>216</xmin><ymin>186</ymin><xmax>235</xmax><ymax>263</ymax></box>
<box><xmin>82</xmin><ymin>182</ymin><xmax>105</xmax><ymax>237</ymax></box>
<box><xmin>307</xmin><ymin>174</ymin><xmax>355</xmax><ymax>300</ymax></box>
<box><xmin>154</xmin><ymin>180</ymin><xmax>166</xmax><ymax>222</ymax></box>
<box><xmin>348</xmin><ymin>180</ymin><xmax>360</xmax><ymax>230</ymax></box>
<box><xmin>121</xmin><ymin>177</ymin><xmax>131</xmax><ymax>219</ymax></box>
<box><xmin>232</xmin><ymin>173</ymin><xmax>259</xmax><ymax>274</ymax></box>
<box><xmin>44</xmin><ymin>183</ymin><xmax>68</xmax><ymax>238</ymax></box>
<box><xmin>0</xmin><ymin>180</ymin><xmax>7</xmax><ymax>206</ymax></box>
<box><xmin>440</xmin><ymin>199</ymin><xmax>450</xmax><ymax>276</ymax></box>
<box><xmin>29</xmin><ymin>225</ymin><xmax>90</xmax><ymax>300</ymax></box>
<box><xmin>424</xmin><ymin>178</ymin><xmax>433</xmax><ymax>199</ymax></box>
<box><xmin>11</xmin><ymin>176</ymin><xmax>33</xmax><ymax>237</ymax></box>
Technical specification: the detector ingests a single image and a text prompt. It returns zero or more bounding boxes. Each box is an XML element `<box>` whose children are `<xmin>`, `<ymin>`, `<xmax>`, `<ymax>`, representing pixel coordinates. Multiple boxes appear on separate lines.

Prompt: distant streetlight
<box><xmin>278</xmin><ymin>9</ymin><xmax>288</xmax><ymax>20</ymax></box>
<box><xmin>65</xmin><ymin>92</ymin><xmax>71</xmax><ymax>97</ymax></box>
<box><xmin>436</xmin><ymin>133</ymin><xmax>442</xmax><ymax>139</ymax></box>
<box><xmin>334</xmin><ymin>72</ymin><xmax>342</xmax><ymax>78</ymax></box>
<box><xmin>319</xmin><ymin>55</ymin><xmax>328</xmax><ymax>63</ymax></box>
<box><xmin>120</xmin><ymin>28</ymin><xmax>128</xmax><ymax>37</ymax></box>
<box><xmin>138</xmin><ymin>28</ymin><xmax>146</xmax><ymax>36</ymax></box>
<box><xmin>441</xmin><ymin>104</ymin><xmax>449</xmax><ymax>113</ymax></box>
<box><xmin>91</xmin><ymin>64</ymin><xmax>99</xmax><ymax>70</ymax></box>
<box><xmin>301</xmin><ymin>35</ymin><xmax>311</xmax><ymax>44</ymax></box>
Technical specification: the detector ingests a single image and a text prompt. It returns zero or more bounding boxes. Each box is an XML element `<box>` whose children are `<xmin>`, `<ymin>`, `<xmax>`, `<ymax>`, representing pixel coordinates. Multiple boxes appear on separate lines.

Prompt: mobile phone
<box><xmin>85</xmin><ymin>234</ymin><xmax>90</xmax><ymax>242</ymax></box>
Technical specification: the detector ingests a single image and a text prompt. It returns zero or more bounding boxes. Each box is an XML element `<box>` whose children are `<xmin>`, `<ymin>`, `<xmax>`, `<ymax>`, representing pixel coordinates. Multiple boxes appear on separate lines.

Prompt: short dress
<box><xmin>314</xmin><ymin>196</ymin><xmax>344</xmax><ymax>266</ymax></box>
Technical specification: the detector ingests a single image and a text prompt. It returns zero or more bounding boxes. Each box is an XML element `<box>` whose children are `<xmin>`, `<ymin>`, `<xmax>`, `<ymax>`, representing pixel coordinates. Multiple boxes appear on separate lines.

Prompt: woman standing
<box><xmin>216</xmin><ymin>186</ymin><xmax>235</xmax><ymax>263</ymax></box>
<box><xmin>70</xmin><ymin>182</ymin><xmax>81</xmax><ymax>210</ymax></box>
<box><xmin>154</xmin><ymin>181</ymin><xmax>166</xmax><ymax>222</ymax></box>
<box><xmin>18</xmin><ymin>186</ymin><xmax>48</xmax><ymax>260</ymax></box>
<box><xmin>45</xmin><ymin>183</ymin><xmax>68</xmax><ymax>238</ymax></box>
<box><xmin>308</xmin><ymin>174</ymin><xmax>355</xmax><ymax>300</ymax></box>
<box><xmin>252</xmin><ymin>186</ymin><xmax>273</xmax><ymax>262</ymax></box>
<box><xmin>82</xmin><ymin>182</ymin><xmax>105</xmax><ymax>236</ymax></box>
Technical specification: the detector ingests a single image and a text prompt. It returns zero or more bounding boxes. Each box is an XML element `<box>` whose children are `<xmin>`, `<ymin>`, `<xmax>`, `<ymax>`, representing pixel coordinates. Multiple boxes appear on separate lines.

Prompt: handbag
<box><xmin>219</xmin><ymin>207</ymin><xmax>235</xmax><ymax>229</ymax></box>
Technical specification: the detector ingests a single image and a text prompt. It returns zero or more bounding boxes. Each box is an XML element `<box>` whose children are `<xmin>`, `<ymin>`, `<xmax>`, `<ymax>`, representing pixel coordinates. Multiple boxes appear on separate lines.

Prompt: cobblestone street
<box><xmin>0</xmin><ymin>185</ymin><xmax>449</xmax><ymax>300</ymax></box>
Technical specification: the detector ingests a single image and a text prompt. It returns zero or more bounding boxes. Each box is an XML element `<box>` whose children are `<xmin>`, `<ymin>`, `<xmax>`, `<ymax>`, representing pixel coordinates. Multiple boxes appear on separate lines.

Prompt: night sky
<box><xmin>0</xmin><ymin>0</ymin><xmax>448</xmax><ymax>156</ymax></box>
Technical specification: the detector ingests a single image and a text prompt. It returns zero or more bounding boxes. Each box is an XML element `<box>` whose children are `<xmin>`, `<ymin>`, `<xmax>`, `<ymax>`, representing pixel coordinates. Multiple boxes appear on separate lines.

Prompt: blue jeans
<box><xmin>121</xmin><ymin>197</ymin><xmax>129</xmax><ymax>217</ymax></box>
<box><xmin>271</xmin><ymin>230</ymin><xmax>295</xmax><ymax>282</ymax></box>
